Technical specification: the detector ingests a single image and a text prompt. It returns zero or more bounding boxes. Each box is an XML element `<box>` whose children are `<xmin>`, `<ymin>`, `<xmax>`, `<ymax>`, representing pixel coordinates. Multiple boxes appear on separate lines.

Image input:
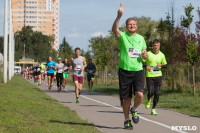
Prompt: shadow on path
<box><xmin>49</xmin><ymin>120</ymin><xmax>123</xmax><ymax>129</ymax></box>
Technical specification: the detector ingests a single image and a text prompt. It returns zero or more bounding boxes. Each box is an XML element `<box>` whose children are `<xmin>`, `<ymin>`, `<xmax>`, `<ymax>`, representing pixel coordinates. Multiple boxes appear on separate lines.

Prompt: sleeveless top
<box><xmin>73</xmin><ymin>56</ymin><xmax>84</xmax><ymax>76</ymax></box>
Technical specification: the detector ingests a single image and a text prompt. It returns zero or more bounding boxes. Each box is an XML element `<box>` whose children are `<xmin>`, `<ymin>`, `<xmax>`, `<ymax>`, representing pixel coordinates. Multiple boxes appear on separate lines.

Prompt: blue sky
<box><xmin>0</xmin><ymin>0</ymin><xmax>199</xmax><ymax>51</ymax></box>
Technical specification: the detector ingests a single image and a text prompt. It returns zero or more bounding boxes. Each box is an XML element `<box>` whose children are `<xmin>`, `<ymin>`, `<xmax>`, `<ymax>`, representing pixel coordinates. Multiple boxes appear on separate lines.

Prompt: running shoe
<box><xmin>76</xmin><ymin>98</ymin><xmax>79</xmax><ymax>103</ymax></box>
<box><xmin>130</xmin><ymin>108</ymin><xmax>139</xmax><ymax>124</ymax></box>
<box><xmin>124</xmin><ymin>120</ymin><xmax>133</xmax><ymax>130</ymax></box>
<box><xmin>145</xmin><ymin>99</ymin><xmax>151</xmax><ymax>109</ymax></box>
<box><xmin>151</xmin><ymin>109</ymin><xmax>158</xmax><ymax>115</ymax></box>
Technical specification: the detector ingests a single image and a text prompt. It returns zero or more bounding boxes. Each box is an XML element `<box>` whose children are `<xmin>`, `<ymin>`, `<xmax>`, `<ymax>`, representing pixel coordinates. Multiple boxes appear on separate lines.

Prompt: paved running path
<box><xmin>29</xmin><ymin>81</ymin><xmax>200</xmax><ymax>133</ymax></box>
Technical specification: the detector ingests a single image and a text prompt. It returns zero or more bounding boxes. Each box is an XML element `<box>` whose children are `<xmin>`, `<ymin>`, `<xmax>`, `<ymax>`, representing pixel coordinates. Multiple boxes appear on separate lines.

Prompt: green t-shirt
<box><xmin>40</xmin><ymin>64</ymin><xmax>46</xmax><ymax>73</ymax></box>
<box><xmin>118</xmin><ymin>32</ymin><xmax>146</xmax><ymax>71</ymax></box>
<box><xmin>144</xmin><ymin>51</ymin><xmax>167</xmax><ymax>77</ymax></box>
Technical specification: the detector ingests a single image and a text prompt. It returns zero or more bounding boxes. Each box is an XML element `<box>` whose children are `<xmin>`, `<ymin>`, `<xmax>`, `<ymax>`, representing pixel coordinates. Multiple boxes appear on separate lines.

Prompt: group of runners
<box><xmin>22</xmin><ymin>47</ymin><xmax>96</xmax><ymax>104</ymax></box>
<box><xmin>21</xmin><ymin>3</ymin><xmax>168</xmax><ymax>130</ymax></box>
<box><xmin>45</xmin><ymin>47</ymin><xmax>96</xmax><ymax>103</ymax></box>
<box><xmin>112</xmin><ymin>3</ymin><xmax>167</xmax><ymax>129</ymax></box>
<box><xmin>21</xmin><ymin>62</ymin><xmax>47</xmax><ymax>85</ymax></box>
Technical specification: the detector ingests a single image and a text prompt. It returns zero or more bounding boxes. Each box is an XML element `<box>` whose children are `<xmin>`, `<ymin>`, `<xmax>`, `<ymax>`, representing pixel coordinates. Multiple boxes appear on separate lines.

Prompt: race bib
<box><xmin>64</xmin><ymin>67</ymin><xmax>68</xmax><ymax>70</ymax></box>
<box><xmin>37</xmin><ymin>68</ymin><xmax>40</xmax><ymax>71</ymax></box>
<box><xmin>89</xmin><ymin>70</ymin><xmax>93</xmax><ymax>74</ymax></box>
<box><xmin>129</xmin><ymin>48</ymin><xmax>141</xmax><ymax>58</ymax></box>
<box><xmin>150</xmin><ymin>66</ymin><xmax>159</xmax><ymax>73</ymax></box>
<box><xmin>75</xmin><ymin>65</ymin><xmax>81</xmax><ymax>70</ymax></box>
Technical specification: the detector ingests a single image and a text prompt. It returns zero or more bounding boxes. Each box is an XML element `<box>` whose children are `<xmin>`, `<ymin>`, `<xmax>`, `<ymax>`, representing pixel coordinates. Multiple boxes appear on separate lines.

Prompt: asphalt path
<box><xmin>29</xmin><ymin>80</ymin><xmax>200</xmax><ymax>133</ymax></box>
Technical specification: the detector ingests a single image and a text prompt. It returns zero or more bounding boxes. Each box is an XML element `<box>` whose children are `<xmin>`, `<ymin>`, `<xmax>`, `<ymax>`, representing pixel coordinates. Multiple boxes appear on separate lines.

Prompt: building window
<box><xmin>17</xmin><ymin>26</ymin><xmax>20</xmax><ymax>29</ymax></box>
<box><xmin>43</xmin><ymin>7</ymin><xmax>46</xmax><ymax>9</ymax></box>
<box><xmin>38</xmin><ymin>21</ymin><xmax>41</xmax><ymax>24</ymax></box>
<box><xmin>38</xmin><ymin>16</ymin><xmax>41</xmax><ymax>19</ymax></box>
<box><xmin>38</xmin><ymin>2</ymin><xmax>41</xmax><ymax>4</ymax></box>
<box><xmin>43</xmin><ymin>2</ymin><xmax>46</xmax><ymax>4</ymax></box>
<box><xmin>38</xmin><ymin>7</ymin><xmax>41</xmax><ymax>9</ymax></box>
<box><xmin>18</xmin><ymin>11</ymin><xmax>21</xmax><ymax>14</ymax></box>
<box><xmin>38</xmin><ymin>26</ymin><xmax>41</xmax><ymax>29</ymax></box>
<box><xmin>18</xmin><ymin>1</ymin><xmax>21</xmax><ymax>4</ymax></box>
<box><xmin>43</xmin><ymin>31</ymin><xmax>45</xmax><ymax>34</ymax></box>
<box><xmin>43</xmin><ymin>12</ymin><xmax>45</xmax><ymax>14</ymax></box>
<box><xmin>17</xmin><ymin>6</ymin><xmax>21</xmax><ymax>9</ymax></box>
<box><xmin>17</xmin><ymin>21</ymin><xmax>21</xmax><ymax>24</ymax></box>
<box><xmin>17</xmin><ymin>16</ymin><xmax>21</xmax><ymax>19</ymax></box>
<box><xmin>43</xmin><ymin>26</ymin><xmax>46</xmax><ymax>29</ymax></box>
<box><xmin>43</xmin><ymin>17</ymin><xmax>46</xmax><ymax>19</ymax></box>
<box><xmin>43</xmin><ymin>21</ymin><xmax>46</xmax><ymax>24</ymax></box>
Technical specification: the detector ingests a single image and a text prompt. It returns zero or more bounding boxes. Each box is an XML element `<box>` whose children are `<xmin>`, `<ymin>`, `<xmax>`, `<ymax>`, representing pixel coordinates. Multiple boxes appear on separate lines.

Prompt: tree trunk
<box><xmin>103</xmin><ymin>69</ymin><xmax>105</xmax><ymax>85</ymax></box>
<box><xmin>172</xmin><ymin>59</ymin><xmax>175</xmax><ymax>91</ymax></box>
<box><xmin>192</xmin><ymin>65</ymin><xmax>196</xmax><ymax>95</ymax></box>
<box><xmin>105</xmin><ymin>66</ymin><xmax>108</xmax><ymax>86</ymax></box>
<box><xmin>187</xmin><ymin>63</ymin><xmax>190</xmax><ymax>86</ymax></box>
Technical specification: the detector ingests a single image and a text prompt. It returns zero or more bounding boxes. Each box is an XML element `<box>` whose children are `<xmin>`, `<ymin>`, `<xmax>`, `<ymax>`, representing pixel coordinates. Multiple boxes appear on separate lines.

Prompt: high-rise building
<box><xmin>12</xmin><ymin>0</ymin><xmax>60</xmax><ymax>50</ymax></box>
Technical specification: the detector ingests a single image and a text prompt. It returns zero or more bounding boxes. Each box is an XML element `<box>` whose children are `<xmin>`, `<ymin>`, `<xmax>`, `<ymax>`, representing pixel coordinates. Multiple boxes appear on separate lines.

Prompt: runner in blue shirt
<box><xmin>46</xmin><ymin>56</ymin><xmax>56</xmax><ymax>90</ymax></box>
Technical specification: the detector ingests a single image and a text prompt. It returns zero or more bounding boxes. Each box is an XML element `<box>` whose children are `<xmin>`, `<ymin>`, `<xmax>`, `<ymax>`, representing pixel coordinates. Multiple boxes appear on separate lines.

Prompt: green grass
<box><xmin>0</xmin><ymin>75</ymin><xmax>100</xmax><ymax>133</ymax></box>
<box><xmin>67</xmin><ymin>78</ymin><xmax>200</xmax><ymax>117</ymax></box>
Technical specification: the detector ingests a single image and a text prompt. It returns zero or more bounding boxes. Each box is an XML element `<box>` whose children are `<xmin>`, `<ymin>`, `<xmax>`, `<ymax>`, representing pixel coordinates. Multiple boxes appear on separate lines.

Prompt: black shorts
<box><xmin>146</xmin><ymin>77</ymin><xmax>162</xmax><ymax>87</ymax></box>
<box><xmin>33</xmin><ymin>72</ymin><xmax>36</xmax><ymax>76</ymax></box>
<box><xmin>47</xmin><ymin>73</ymin><xmax>54</xmax><ymax>78</ymax></box>
<box><xmin>36</xmin><ymin>72</ymin><xmax>41</xmax><ymax>76</ymax></box>
<box><xmin>87</xmin><ymin>74</ymin><xmax>94</xmax><ymax>82</ymax></box>
<box><xmin>119</xmin><ymin>68</ymin><xmax>145</xmax><ymax>103</ymax></box>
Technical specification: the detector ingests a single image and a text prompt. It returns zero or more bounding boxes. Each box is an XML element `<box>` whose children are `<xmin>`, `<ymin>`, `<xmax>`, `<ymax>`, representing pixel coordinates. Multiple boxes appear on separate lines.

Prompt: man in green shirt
<box><xmin>40</xmin><ymin>61</ymin><xmax>46</xmax><ymax>84</ymax></box>
<box><xmin>144</xmin><ymin>39</ymin><xmax>167</xmax><ymax>115</ymax></box>
<box><xmin>112</xmin><ymin>3</ymin><xmax>148</xmax><ymax>130</ymax></box>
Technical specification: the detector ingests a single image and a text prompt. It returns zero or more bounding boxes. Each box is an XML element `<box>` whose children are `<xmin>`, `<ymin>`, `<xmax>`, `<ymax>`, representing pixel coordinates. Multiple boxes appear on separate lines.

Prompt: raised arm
<box><xmin>112</xmin><ymin>3</ymin><xmax>126</xmax><ymax>39</ymax></box>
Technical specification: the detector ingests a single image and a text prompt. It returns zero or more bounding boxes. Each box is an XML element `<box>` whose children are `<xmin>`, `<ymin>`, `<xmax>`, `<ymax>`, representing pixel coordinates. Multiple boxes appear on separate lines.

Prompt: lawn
<box><xmin>0</xmin><ymin>75</ymin><xmax>100</xmax><ymax>133</ymax></box>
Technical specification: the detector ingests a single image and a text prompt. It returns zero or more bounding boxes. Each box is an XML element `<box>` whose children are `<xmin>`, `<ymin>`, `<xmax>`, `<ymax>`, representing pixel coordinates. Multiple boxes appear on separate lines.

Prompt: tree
<box><xmin>181</xmin><ymin>3</ymin><xmax>194</xmax><ymax>86</ymax></box>
<box><xmin>58</xmin><ymin>37</ymin><xmax>74</xmax><ymax>61</ymax></box>
<box><xmin>185</xmin><ymin>40</ymin><xmax>200</xmax><ymax>94</ymax></box>
<box><xmin>181</xmin><ymin>3</ymin><xmax>194</xmax><ymax>41</ymax></box>
<box><xmin>14</xmin><ymin>26</ymin><xmax>56</xmax><ymax>61</ymax></box>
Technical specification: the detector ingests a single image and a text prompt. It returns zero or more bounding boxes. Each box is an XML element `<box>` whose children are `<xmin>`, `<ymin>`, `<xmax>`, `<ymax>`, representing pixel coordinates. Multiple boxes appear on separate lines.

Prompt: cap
<box><xmin>58</xmin><ymin>57</ymin><xmax>62</xmax><ymax>60</ymax></box>
<box><xmin>39</xmin><ymin>61</ymin><xmax>42</xmax><ymax>63</ymax></box>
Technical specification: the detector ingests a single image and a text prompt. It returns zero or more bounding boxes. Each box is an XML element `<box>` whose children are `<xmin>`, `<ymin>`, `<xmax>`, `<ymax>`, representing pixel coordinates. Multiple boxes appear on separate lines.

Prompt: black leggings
<box><xmin>56</xmin><ymin>73</ymin><xmax>63</xmax><ymax>87</ymax></box>
<box><xmin>147</xmin><ymin>85</ymin><xmax>160</xmax><ymax>109</ymax></box>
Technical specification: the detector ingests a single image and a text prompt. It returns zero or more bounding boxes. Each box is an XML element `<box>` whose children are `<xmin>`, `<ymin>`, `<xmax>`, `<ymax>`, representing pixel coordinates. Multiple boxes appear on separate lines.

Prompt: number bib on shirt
<box><xmin>75</xmin><ymin>65</ymin><xmax>81</xmax><ymax>71</ymax></box>
<box><xmin>150</xmin><ymin>66</ymin><xmax>159</xmax><ymax>73</ymax></box>
<box><xmin>89</xmin><ymin>70</ymin><xmax>93</xmax><ymax>74</ymax></box>
<box><xmin>129</xmin><ymin>48</ymin><xmax>141</xmax><ymax>58</ymax></box>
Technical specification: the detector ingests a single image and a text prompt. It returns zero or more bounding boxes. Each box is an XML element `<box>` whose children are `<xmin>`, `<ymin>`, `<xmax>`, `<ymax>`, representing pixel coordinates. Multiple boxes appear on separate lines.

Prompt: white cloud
<box><xmin>91</xmin><ymin>32</ymin><xmax>107</xmax><ymax>37</ymax></box>
<box><xmin>67</xmin><ymin>33</ymin><xmax>79</xmax><ymax>38</ymax></box>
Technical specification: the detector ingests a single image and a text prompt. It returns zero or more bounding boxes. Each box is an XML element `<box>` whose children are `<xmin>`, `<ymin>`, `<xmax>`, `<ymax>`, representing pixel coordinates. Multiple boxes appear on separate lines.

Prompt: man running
<box><xmin>62</xmin><ymin>57</ymin><xmax>71</xmax><ymax>90</ymax></box>
<box><xmin>86</xmin><ymin>58</ymin><xmax>96</xmax><ymax>91</ymax></box>
<box><xmin>144</xmin><ymin>39</ymin><xmax>167</xmax><ymax>115</ymax></box>
<box><xmin>71</xmin><ymin>47</ymin><xmax>87</xmax><ymax>103</ymax></box>
<box><xmin>32</xmin><ymin>65</ymin><xmax>37</xmax><ymax>83</ymax></box>
<box><xmin>112</xmin><ymin>3</ymin><xmax>148</xmax><ymax>129</ymax></box>
<box><xmin>55</xmin><ymin>57</ymin><xmax>64</xmax><ymax>92</ymax></box>
<box><xmin>40</xmin><ymin>61</ymin><xmax>46</xmax><ymax>84</ymax></box>
<box><xmin>46</xmin><ymin>56</ymin><xmax>56</xmax><ymax>90</ymax></box>
<box><xmin>36</xmin><ymin>62</ymin><xmax>42</xmax><ymax>85</ymax></box>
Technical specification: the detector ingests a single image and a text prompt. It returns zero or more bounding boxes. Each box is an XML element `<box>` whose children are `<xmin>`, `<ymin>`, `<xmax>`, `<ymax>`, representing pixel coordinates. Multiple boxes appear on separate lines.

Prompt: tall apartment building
<box><xmin>12</xmin><ymin>0</ymin><xmax>60</xmax><ymax>50</ymax></box>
